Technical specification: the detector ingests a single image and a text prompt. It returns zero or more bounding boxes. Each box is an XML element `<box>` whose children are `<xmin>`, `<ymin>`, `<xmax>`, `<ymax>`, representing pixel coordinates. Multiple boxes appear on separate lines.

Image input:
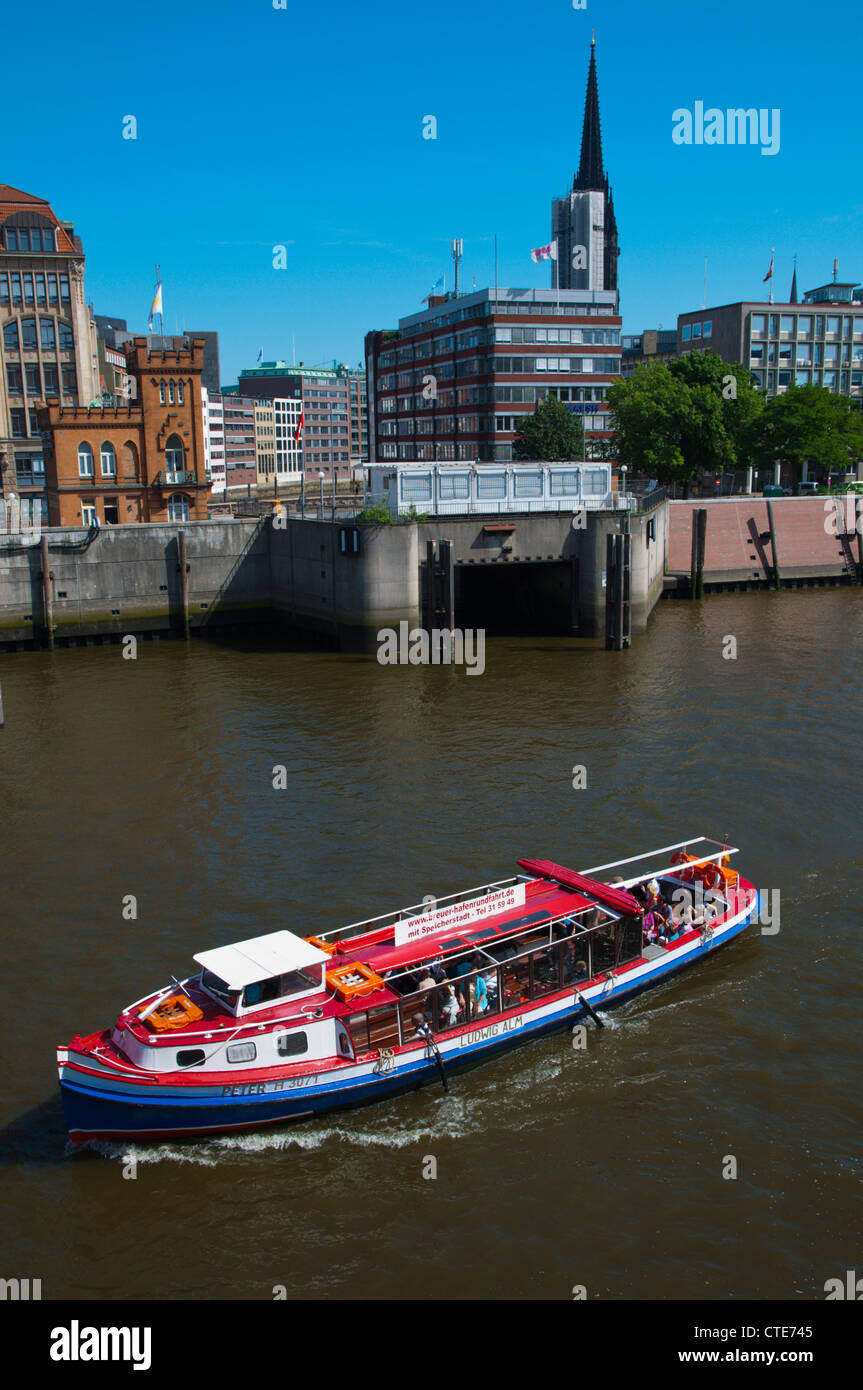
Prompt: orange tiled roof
<box><xmin>0</xmin><ymin>184</ymin><xmax>77</xmax><ymax>253</ymax></box>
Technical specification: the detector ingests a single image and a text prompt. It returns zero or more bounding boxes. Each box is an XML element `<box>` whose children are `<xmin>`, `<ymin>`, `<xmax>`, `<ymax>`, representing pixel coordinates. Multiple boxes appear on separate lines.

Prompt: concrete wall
<box><xmin>0</xmin><ymin>503</ymin><xmax>666</xmax><ymax>648</ymax></box>
<box><xmin>0</xmin><ymin>519</ymin><xmax>267</xmax><ymax>645</ymax></box>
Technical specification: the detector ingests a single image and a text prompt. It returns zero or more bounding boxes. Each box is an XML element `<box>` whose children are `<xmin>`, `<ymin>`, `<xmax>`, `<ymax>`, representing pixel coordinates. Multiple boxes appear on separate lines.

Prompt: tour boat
<box><xmin>57</xmin><ymin>837</ymin><xmax>757</xmax><ymax>1144</ymax></box>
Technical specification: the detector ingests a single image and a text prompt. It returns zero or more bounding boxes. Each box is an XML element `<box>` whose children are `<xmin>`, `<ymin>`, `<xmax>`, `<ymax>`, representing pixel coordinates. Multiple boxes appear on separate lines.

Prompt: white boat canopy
<box><xmin>194</xmin><ymin>931</ymin><xmax>329</xmax><ymax>989</ymax></box>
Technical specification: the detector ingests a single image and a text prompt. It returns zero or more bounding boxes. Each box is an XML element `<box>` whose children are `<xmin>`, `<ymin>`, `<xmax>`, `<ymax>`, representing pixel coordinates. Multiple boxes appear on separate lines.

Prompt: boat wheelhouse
<box><xmin>57</xmin><ymin>837</ymin><xmax>757</xmax><ymax>1143</ymax></box>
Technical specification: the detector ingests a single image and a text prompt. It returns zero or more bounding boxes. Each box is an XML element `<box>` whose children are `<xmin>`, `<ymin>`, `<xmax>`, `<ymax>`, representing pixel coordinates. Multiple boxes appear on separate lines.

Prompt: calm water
<box><xmin>1</xmin><ymin>590</ymin><xmax>861</xmax><ymax>1300</ymax></box>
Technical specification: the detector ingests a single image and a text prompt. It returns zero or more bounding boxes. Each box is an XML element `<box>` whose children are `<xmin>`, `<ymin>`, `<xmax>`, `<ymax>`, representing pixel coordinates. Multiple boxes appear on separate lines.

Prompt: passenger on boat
<box><xmin>440</xmin><ymin>984</ymin><xmax>460</xmax><ymax>1028</ymax></box>
<box><xmin>416</xmin><ymin>968</ymin><xmax>437</xmax><ymax>992</ymax></box>
<box><xmin>471</xmin><ymin>956</ymin><xmax>490</xmax><ymax>1015</ymax></box>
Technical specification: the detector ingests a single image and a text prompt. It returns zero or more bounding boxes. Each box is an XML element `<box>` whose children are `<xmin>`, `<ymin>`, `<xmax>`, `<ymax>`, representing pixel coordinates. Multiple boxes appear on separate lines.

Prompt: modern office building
<box><xmin>621</xmin><ymin>328</ymin><xmax>678</xmax><ymax>378</ymax></box>
<box><xmin>222</xmin><ymin>394</ymin><xmax>257</xmax><ymax>489</ymax></box>
<box><xmin>201</xmin><ymin>388</ymin><xmax>226</xmax><ymax>493</ymax></box>
<box><xmin>551</xmin><ymin>37</ymin><xmax>619</xmax><ymax>296</ymax></box>
<box><xmin>0</xmin><ymin>184</ymin><xmax>101</xmax><ymax>518</ymax></box>
<box><xmin>678</xmin><ymin>275</ymin><xmax>863</xmax><ymax>401</ymax></box>
<box><xmin>237</xmin><ymin>360</ymin><xmax>368</xmax><ymax>479</ymax></box>
<box><xmin>365</xmin><ymin>285</ymin><xmax>621</xmax><ymax>464</ymax></box>
<box><xmin>37</xmin><ymin>337</ymin><xmax>211</xmax><ymax>526</ymax></box>
<box><xmin>253</xmin><ymin>398</ymin><xmax>303</xmax><ymax>491</ymax></box>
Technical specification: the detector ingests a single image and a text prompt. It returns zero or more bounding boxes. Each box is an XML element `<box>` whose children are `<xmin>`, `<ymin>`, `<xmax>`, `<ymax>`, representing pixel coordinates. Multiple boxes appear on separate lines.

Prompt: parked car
<box><xmin>795</xmin><ymin>481</ymin><xmax>819</xmax><ymax>496</ymax></box>
<box><xmin>763</xmin><ymin>484</ymin><xmax>791</xmax><ymax>497</ymax></box>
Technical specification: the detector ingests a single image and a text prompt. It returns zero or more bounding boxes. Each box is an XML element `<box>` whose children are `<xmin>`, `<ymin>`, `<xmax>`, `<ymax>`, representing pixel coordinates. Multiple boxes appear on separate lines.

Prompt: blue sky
<box><xmin>5</xmin><ymin>0</ymin><xmax>861</xmax><ymax>385</ymax></box>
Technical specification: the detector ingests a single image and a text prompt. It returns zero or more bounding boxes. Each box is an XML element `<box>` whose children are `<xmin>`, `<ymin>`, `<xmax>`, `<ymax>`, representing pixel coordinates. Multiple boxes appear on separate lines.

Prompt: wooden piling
<box><xmin>177</xmin><ymin>529</ymin><xmax>190</xmax><ymax>639</ymax></box>
<box><xmin>0</xmin><ymin>678</ymin><xmax>4</xmax><ymax>727</ymax></box>
<box><xmin>765</xmin><ymin>499</ymin><xmax>781</xmax><ymax>590</ymax></box>
<box><xmin>40</xmin><ymin>534</ymin><xmax>54</xmax><ymax>650</ymax></box>
<box><xmin>694</xmin><ymin>508</ymin><xmax>707</xmax><ymax>599</ymax></box>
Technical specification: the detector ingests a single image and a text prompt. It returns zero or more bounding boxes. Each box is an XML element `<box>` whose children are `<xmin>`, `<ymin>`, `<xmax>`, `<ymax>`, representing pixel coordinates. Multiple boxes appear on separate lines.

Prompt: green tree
<box><xmin>513</xmin><ymin>393</ymin><xmax>585</xmax><ymax>461</ymax></box>
<box><xmin>750</xmin><ymin>385</ymin><xmax>863</xmax><ymax>479</ymax></box>
<box><xmin>606</xmin><ymin>352</ymin><xmax>764</xmax><ymax>487</ymax></box>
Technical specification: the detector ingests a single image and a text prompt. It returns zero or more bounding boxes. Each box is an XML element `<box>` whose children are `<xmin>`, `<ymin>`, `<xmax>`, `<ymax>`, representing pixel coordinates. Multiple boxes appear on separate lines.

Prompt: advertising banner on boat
<box><xmin>393</xmin><ymin>883</ymin><xmax>526</xmax><ymax>947</ymax></box>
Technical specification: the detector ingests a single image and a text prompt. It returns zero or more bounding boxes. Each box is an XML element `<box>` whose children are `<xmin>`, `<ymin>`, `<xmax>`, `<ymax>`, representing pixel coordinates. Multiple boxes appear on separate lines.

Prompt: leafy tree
<box><xmin>513</xmin><ymin>393</ymin><xmax>585</xmax><ymax>461</ymax></box>
<box><xmin>750</xmin><ymin>385</ymin><xmax>863</xmax><ymax>479</ymax></box>
<box><xmin>606</xmin><ymin>351</ymin><xmax>764</xmax><ymax>486</ymax></box>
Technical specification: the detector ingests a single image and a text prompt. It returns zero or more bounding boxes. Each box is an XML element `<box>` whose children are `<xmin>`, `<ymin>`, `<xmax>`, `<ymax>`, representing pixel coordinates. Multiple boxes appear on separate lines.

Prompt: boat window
<box><xmin>242</xmin><ymin>966</ymin><xmax>324</xmax><ymax>1008</ymax></box>
<box><xmin>176</xmin><ymin>1049</ymin><xmax>205</xmax><ymax>1068</ymax></box>
<box><xmin>616</xmin><ymin>916</ymin><xmax>643</xmax><ymax>964</ymax></box>
<box><xmin>465</xmin><ymin>926</ymin><xmax>497</xmax><ymax>942</ymax></box>
<box><xmin>201</xmin><ymin>970</ymin><xmax>240</xmax><ymax>1008</ymax></box>
<box><xmin>276</xmin><ymin>1031</ymin><xmax>308</xmax><ymax>1057</ymax></box>
<box><xmin>227</xmin><ymin>1042</ymin><xmax>257</xmax><ymax>1063</ymax></box>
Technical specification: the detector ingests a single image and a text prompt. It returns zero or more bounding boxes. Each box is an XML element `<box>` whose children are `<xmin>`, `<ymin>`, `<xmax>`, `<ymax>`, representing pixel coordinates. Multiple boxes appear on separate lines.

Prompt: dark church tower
<box><xmin>552</xmin><ymin>37</ymin><xmax>619</xmax><ymax>297</ymax></box>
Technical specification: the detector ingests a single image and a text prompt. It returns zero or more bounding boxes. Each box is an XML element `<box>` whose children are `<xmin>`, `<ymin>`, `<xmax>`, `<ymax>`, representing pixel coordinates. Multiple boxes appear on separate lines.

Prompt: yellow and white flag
<box><xmin>148</xmin><ymin>282</ymin><xmax>163</xmax><ymax>331</ymax></box>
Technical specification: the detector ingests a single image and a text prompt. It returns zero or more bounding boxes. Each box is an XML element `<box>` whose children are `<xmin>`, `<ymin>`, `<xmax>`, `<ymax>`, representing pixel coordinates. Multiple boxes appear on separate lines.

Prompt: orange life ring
<box><xmin>326</xmin><ymin>963</ymin><xmax>387</xmax><ymax>1002</ymax></box>
<box><xmin>701</xmin><ymin>865</ymin><xmax>719</xmax><ymax>889</ymax></box>
<box><xmin>146</xmin><ymin>993</ymin><xmax>204</xmax><ymax>1032</ymax></box>
<box><xmin>305</xmin><ymin>935</ymin><xmax>338</xmax><ymax>956</ymax></box>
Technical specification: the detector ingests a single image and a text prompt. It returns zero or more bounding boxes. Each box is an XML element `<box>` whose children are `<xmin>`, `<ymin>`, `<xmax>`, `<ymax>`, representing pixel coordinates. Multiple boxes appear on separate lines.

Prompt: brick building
<box><xmin>0</xmin><ymin>184</ymin><xmax>100</xmax><ymax>519</ymax></box>
<box><xmin>37</xmin><ymin>337</ymin><xmax>211</xmax><ymax>525</ymax></box>
<box><xmin>365</xmin><ymin>286</ymin><xmax>621</xmax><ymax>464</ymax></box>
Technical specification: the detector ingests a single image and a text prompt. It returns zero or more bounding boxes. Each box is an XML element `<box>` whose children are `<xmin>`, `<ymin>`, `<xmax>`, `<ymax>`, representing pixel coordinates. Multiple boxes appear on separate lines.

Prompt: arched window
<box><xmin>121</xmin><ymin>440</ymin><xmax>139</xmax><ymax>479</ymax></box>
<box><xmin>167</xmin><ymin>494</ymin><xmax>190</xmax><ymax>521</ymax></box>
<box><xmin>177</xmin><ymin>379</ymin><xmax>184</xmax><ymax>405</ymax></box>
<box><xmin>159</xmin><ymin>381</ymin><xmax>166</xmax><ymax>405</ymax></box>
<box><xmin>100</xmin><ymin>442</ymin><xmax>116</xmax><ymax>477</ymax></box>
<box><xmin>168</xmin><ymin>379</ymin><xmax>175</xmax><ymax>405</ymax></box>
<box><xmin>165</xmin><ymin>433</ymin><xmax>185</xmax><ymax>481</ymax></box>
<box><xmin>77</xmin><ymin>442</ymin><xmax>94</xmax><ymax>478</ymax></box>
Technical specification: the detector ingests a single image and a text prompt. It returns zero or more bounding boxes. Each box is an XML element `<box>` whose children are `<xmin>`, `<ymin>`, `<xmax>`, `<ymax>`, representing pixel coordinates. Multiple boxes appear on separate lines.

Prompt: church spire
<box><xmin>574</xmin><ymin>36</ymin><xmax>606</xmax><ymax>192</ymax></box>
<box><xmin>790</xmin><ymin>255</ymin><xmax>799</xmax><ymax>304</ymax></box>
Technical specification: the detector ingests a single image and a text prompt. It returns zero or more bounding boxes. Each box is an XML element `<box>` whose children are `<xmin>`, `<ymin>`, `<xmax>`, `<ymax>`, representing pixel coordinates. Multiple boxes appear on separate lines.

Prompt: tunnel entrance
<box><xmin>454</xmin><ymin>560</ymin><xmax>577</xmax><ymax>635</ymax></box>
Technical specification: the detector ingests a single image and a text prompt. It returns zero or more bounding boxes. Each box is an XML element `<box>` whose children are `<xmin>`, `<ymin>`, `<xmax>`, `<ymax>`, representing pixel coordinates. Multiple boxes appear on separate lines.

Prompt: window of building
<box><xmin>21</xmin><ymin>318</ymin><xmax>37</xmax><ymax>349</ymax></box>
<box><xmin>47</xmin><ymin>275</ymin><xmax>58</xmax><ymax>304</ymax></box>
<box><xmin>25</xmin><ymin>364</ymin><xmax>41</xmax><ymax>395</ymax></box>
<box><xmin>103</xmin><ymin>501</ymin><xmax>119</xmax><ymax>524</ymax></box>
<box><xmin>3</xmin><ymin>321</ymin><xmax>19</xmax><ymax>351</ymax></box>
<box><xmin>692</xmin><ymin>323</ymin><xmax>702</xmax><ymax>339</ymax></box>
<box><xmin>438</xmin><ymin>473</ymin><xmax>470</xmax><ymax>500</ymax></box>
<box><xmin>167</xmin><ymin>494</ymin><xmax>190</xmax><ymax>521</ymax></box>
<box><xmin>78</xmin><ymin>443</ymin><xmax>94</xmax><ymax>477</ymax></box>
<box><xmin>514</xmin><ymin>471</ymin><xmax>542</xmax><ymax>498</ymax></box>
<box><xmin>0</xmin><ymin>276</ymin><xmax>8</xmax><ymax>305</ymax></box>
<box><xmin>61</xmin><ymin>364</ymin><xmax>77</xmax><ymax>395</ymax></box>
<box><xmin>177</xmin><ymin>379</ymin><xmax>184</xmax><ymax>405</ymax></box>
<box><xmin>59</xmin><ymin>275</ymin><xmax>70</xmax><ymax>302</ymax></box>
<box><xmin>10</xmin><ymin>409</ymin><xmax>26</xmax><ymax>437</ymax></box>
<box><xmin>165</xmin><ymin>434</ymin><xmax>185</xmax><ymax>479</ymax></box>
<box><xmin>780</xmin><ymin>315</ymin><xmax>794</xmax><ymax>335</ymax></box>
<box><xmin>168</xmin><ymin>380</ymin><xmax>175</xmax><ymax>404</ymax></box>
<box><xmin>681</xmin><ymin>324</ymin><xmax>691</xmax><ymax>342</ymax></box>
<box><xmin>100</xmin><ymin>442</ymin><xmax>116</xmax><ymax>477</ymax></box>
<box><xmin>35</xmin><ymin>273</ymin><xmax>46</xmax><ymax>304</ymax></box>
<box><xmin>826</xmin><ymin>317</ymin><xmax>840</xmax><ymax>336</ymax></box>
<box><xmin>476</xmin><ymin>471</ymin><xmax>506</xmax><ymax>500</ymax></box>
<box><xmin>10</xmin><ymin>274</ymin><xmax>21</xmax><ymax>304</ymax></box>
<box><xmin>751</xmin><ymin>315</ymin><xmax>766</xmax><ymax>335</ymax></box>
<box><xmin>6</xmin><ymin>364</ymin><xmax>22</xmax><ymax>393</ymax></box>
<box><xmin>43</xmin><ymin>364</ymin><xmax>58</xmax><ymax>393</ymax></box>
<box><xmin>702</xmin><ymin>321</ymin><xmax>712</xmax><ymax>337</ymax></box>
<box><xmin>23</xmin><ymin>274</ymin><xmax>34</xmax><ymax>303</ymax></box>
<box><xmin>58</xmin><ymin>322</ymin><xmax>73</xmax><ymax>350</ymax></box>
<box><xmin>81</xmin><ymin>503</ymin><xmax>97</xmax><ymax>526</ymax></box>
<box><xmin>38</xmin><ymin>317</ymin><xmax>56</xmax><ymax>351</ymax></box>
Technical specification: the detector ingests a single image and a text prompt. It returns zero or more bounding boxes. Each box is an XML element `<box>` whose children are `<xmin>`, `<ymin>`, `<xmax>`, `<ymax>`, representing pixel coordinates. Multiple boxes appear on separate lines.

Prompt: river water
<box><xmin>1</xmin><ymin>589</ymin><xmax>861</xmax><ymax>1301</ymax></box>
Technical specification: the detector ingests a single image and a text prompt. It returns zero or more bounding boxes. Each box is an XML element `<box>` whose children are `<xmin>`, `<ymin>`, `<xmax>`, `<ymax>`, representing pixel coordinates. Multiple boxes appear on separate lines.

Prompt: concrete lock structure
<box><xmin>0</xmin><ymin>496</ymin><xmax>668</xmax><ymax>651</ymax></box>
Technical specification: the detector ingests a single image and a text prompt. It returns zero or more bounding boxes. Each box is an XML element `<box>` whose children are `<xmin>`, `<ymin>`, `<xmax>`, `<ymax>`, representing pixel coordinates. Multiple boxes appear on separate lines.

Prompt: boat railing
<box><xmin>313</xmin><ymin>874</ymin><xmax>526</xmax><ymax>944</ymax></box>
<box><xmin>581</xmin><ymin>836</ymin><xmax>739</xmax><ymax>886</ymax></box>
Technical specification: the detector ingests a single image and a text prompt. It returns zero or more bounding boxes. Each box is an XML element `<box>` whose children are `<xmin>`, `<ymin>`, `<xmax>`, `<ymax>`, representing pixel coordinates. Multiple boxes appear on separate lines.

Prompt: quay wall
<box><xmin>0</xmin><ymin>502</ymin><xmax>666</xmax><ymax>649</ymax></box>
<box><xmin>667</xmin><ymin>497</ymin><xmax>863</xmax><ymax>584</ymax></box>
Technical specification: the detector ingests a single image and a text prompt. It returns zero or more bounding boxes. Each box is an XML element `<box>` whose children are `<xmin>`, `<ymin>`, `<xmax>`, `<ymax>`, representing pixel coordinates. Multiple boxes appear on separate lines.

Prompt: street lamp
<box><xmin>318</xmin><ymin>470</ymin><xmax>325</xmax><ymax>516</ymax></box>
<box><xmin>620</xmin><ymin>464</ymin><xmax>628</xmax><ymax>506</ymax></box>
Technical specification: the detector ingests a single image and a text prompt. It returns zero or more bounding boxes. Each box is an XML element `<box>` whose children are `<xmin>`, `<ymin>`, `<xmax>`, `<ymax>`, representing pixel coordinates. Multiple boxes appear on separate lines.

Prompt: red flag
<box><xmin>763</xmin><ymin>253</ymin><xmax>774</xmax><ymax>283</ymax></box>
<box><xmin>294</xmin><ymin>411</ymin><xmax>304</xmax><ymax>444</ymax></box>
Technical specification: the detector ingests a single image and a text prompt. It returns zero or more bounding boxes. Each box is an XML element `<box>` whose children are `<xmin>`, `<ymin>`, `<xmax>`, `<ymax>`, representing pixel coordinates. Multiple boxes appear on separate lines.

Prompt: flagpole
<box><xmin>770</xmin><ymin>248</ymin><xmax>774</xmax><ymax>306</ymax></box>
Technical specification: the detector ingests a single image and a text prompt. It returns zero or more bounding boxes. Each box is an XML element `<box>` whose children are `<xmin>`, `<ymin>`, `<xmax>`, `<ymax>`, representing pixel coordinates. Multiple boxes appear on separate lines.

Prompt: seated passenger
<box><xmin>440</xmin><ymin>985</ymin><xmax>460</xmax><ymax>1028</ymax></box>
<box><xmin>471</xmin><ymin>956</ymin><xmax>490</xmax><ymax>1014</ymax></box>
<box><xmin>416</xmin><ymin>968</ymin><xmax>437</xmax><ymax>992</ymax></box>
